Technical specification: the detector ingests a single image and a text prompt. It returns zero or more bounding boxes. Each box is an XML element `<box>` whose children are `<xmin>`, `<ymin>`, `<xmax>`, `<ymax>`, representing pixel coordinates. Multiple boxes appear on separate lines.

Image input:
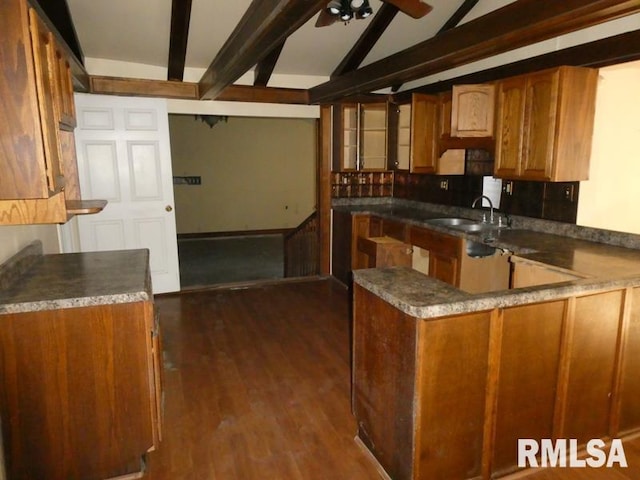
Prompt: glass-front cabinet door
<box><xmin>335</xmin><ymin>103</ymin><xmax>388</xmax><ymax>171</ymax></box>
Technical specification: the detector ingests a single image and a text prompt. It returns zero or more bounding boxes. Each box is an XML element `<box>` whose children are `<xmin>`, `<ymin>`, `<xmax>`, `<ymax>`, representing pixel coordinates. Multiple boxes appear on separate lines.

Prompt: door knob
<box><xmin>165</xmin><ymin>205</ymin><xmax>173</xmax><ymax>212</ymax></box>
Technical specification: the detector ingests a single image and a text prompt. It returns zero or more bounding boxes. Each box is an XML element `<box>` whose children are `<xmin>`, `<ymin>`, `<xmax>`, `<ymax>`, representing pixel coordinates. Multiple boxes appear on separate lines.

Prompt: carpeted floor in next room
<box><xmin>177</xmin><ymin>234</ymin><xmax>284</xmax><ymax>289</ymax></box>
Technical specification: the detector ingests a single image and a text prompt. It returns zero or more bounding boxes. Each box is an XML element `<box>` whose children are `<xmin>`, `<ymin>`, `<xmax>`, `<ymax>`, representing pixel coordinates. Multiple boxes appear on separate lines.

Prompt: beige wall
<box><xmin>169</xmin><ymin>115</ymin><xmax>317</xmax><ymax>234</ymax></box>
<box><xmin>577</xmin><ymin>60</ymin><xmax>640</xmax><ymax>234</ymax></box>
<box><xmin>0</xmin><ymin>225</ymin><xmax>60</xmax><ymax>264</ymax></box>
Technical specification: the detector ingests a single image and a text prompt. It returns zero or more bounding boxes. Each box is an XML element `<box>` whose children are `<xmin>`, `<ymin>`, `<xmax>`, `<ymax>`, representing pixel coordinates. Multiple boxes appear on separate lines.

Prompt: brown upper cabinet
<box><xmin>334</xmin><ymin>102</ymin><xmax>388</xmax><ymax>171</ymax></box>
<box><xmin>0</xmin><ymin>0</ymin><xmax>103</xmax><ymax>224</ymax></box>
<box><xmin>450</xmin><ymin>84</ymin><xmax>495</xmax><ymax>138</ymax></box>
<box><xmin>494</xmin><ymin>66</ymin><xmax>598</xmax><ymax>181</ymax></box>
<box><xmin>391</xmin><ymin>94</ymin><xmax>440</xmax><ymax>174</ymax></box>
<box><xmin>408</xmin><ymin>94</ymin><xmax>439</xmax><ymax>174</ymax></box>
<box><xmin>392</xmin><ymin>93</ymin><xmax>465</xmax><ymax>175</ymax></box>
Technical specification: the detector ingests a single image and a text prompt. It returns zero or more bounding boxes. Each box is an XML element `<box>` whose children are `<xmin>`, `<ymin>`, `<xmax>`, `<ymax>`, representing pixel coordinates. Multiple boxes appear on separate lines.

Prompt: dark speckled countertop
<box><xmin>339</xmin><ymin>199</ymin><xmax>640</xmax><ymax>318</ymax></box>
<box><xmin>0</xmin><ymin>243</ymin><xmax>152</xmax><ymax>314</ymax></box>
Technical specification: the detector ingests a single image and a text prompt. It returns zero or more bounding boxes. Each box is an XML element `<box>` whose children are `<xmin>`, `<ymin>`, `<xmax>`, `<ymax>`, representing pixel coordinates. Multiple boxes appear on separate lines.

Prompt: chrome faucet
<box><xmin>472</xmin><ymin>195</ymin><xmax>494</xmax><ymax>224</ymax></box>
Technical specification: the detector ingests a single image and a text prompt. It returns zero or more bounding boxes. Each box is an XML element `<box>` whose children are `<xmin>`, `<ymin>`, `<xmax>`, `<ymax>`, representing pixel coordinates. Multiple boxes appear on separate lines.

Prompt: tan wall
<box><xmin>169</xmin><ymin>115</ymin><xmax>316</xmax><ymax>234</ymax></box>
<box><xmin>577</xmin><ymin>60</ymin><xmax>640</xmax><ymax>234</ymax></box>
<box><xmin>0</xmin><ymin>225</ymin><xmax>60</xmax><ymax>264</ymax></box>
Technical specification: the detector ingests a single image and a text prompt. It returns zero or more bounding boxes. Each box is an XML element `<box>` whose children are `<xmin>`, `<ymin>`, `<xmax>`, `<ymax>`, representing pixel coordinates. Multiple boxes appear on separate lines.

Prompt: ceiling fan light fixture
<box><xmin>340</xmin><ymin>9</ymin><xmax>353</xmax><ymax>21</ymax></box>
<box><xmin>358</xmin><ymin>0</ymin><xmax>373</xmax><ymax>18</ymax></box>
<box><xmin>327</xmin><ymin>0</ymin><xmax>341</xmax><ymax>14</ymax></box>
<box><xmin>360</xmin><ymin>6</ymin><xmax>373</xmax><ymax>18</ymax></box>
<box><xmin>324</xmin><ymin>0</ymin><xmax>374</xmax><ymax>24</ymax></box>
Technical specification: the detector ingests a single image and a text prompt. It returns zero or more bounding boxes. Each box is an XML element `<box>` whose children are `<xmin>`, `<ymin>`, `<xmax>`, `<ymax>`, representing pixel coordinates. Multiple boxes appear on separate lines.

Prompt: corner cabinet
<box><xmin>334</xmin><ymin>103</ymin><xmax>388</xmax><ymax>171</ymax></box>
<box><xmin>494</xmin><ymin>66</ymin><xmax>598</xmax><ymax>181</ymax></box>
<box><xmin>0</xmin><ymin>0</ymin><xmax>105</xmax><ymax>224</ymax></box>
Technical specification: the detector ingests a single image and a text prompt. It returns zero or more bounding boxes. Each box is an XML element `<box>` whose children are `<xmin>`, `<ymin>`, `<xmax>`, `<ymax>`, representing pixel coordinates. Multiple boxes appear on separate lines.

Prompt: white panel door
<box><xmin>73</xmin><ymin>93</ymin><xmax>180</xmax><ymax>294</ymax></box>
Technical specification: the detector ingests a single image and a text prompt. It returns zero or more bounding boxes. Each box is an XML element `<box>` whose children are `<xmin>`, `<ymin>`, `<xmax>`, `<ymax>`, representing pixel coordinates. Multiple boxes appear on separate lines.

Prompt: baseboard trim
<box><xmin>177</xmin><ymin>228</ymin><xmax>293</xmax><ymax>240</ymax></box>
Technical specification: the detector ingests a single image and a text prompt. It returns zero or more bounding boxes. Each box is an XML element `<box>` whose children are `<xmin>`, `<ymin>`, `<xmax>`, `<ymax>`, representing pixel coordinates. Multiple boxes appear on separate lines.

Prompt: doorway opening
<box><xmin>168</xmin><ymin>114</ymin><xmax>317</xmax><ymax>289</ymax></box>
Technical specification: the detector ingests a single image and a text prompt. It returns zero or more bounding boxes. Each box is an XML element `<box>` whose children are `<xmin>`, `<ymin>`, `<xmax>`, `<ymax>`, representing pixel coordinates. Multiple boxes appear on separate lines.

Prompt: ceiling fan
<box><xmin>316</xmin><ymin>0</ymin><xmax>433</xmax><ymax>27</ymax></box>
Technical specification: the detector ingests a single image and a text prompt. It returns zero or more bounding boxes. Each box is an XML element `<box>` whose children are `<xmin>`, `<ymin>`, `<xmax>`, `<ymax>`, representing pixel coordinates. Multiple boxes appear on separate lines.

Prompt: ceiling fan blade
<box><xmin>315</xmin><ymin>9</ymin><xmax>338</xmax><ymax>27</ymax></box>
<box><xmin>383</xmin><ymin>0</ymin><xmax>433</xmax><ymax>19</ymax></box>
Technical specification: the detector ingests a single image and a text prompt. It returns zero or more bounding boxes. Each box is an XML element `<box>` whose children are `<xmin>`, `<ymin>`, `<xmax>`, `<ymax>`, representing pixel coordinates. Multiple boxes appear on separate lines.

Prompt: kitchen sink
<box><xmin>450</xmin><ymin>223</ymin><xmax>486</xmax><ymax>232</ymax></box>
<box><xmin>425</xmin><ymin>217</ymin><xmax>498</xmax><ymax>257</ymax></box>
<box><xmin>425</xmin><ymin>217</ymin><xmax>477</xmax><ymax>227</ymax></box>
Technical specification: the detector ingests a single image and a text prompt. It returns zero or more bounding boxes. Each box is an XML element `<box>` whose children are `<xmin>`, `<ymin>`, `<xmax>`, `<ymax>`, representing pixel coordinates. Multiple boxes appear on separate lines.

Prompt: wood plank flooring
<box><xmin>145</xmin><ymin>279</ymin><xmax>382</xmax><ymax>479</ymax></box>
<box><xmin>145</xmin><ymin>278</ymin><xmax>640</xmax><ymax>480</ymax></box>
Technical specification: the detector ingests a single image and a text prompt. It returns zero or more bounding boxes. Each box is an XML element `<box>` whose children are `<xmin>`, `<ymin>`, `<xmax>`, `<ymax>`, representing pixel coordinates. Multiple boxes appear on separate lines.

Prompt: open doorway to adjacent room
<box><xmin>168</xmin><ymin>114</ymin><xmax>317</xmax><ymax>289</ymax></box>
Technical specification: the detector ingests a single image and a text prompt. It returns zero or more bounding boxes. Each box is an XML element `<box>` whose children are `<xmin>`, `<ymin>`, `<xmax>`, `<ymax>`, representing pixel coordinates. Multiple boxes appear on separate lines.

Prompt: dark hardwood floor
<box><xmin>145</xmin><ymin>279</ymin><xmax>381</xmax><ymax>479</ymax></box>
<box><xmin>145</xmin><ymin>278</ymin><xmax>640</xmax><ymax>480</ymax></box>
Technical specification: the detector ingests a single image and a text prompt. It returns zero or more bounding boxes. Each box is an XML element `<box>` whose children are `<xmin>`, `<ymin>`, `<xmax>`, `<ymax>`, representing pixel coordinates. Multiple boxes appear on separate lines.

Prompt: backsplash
<box><xmin>332</xmin><ymin>151</ymin><xmax>580</xmax><ymax>224</ymax></box>
<box><xmin>331</xmin><ymin>172</ymin><xmax>393</xmax><ymax>198</ymax></box>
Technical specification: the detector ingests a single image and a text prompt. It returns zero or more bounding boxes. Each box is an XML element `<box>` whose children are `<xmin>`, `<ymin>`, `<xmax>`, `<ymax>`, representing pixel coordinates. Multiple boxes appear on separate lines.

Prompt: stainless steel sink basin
<box><xmin>451</xmin><ymin>223</ymin><xmax>486</xmax><ymax>232</ymax></box>
<box><xmin>425</xmin><ymin>217</ymin><xmax>476</xmax><ymax>227</ymax></box>
<box><xmin>425</xmin><ymin>217</ymin><xmax>498</xmax><ymax>257</ymax></box>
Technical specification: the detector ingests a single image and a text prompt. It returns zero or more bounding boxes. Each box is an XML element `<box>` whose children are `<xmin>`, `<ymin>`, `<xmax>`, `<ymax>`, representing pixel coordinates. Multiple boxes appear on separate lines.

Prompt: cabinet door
<box><xmin>331</xmin><ymin>209</ymin><xmax>353</xmax><ymax>285</ymax></box>
<box><xmin>511</xmin><ymin>257</ymin><xmax>584</xmax><ymax>288</ymax></box>
<box><xmin>410</xmin><ymin>94</ymin><xmax>438</xmax><ymax>174</ymax></box>
<box><xmin>396</xmin><ymin>103</ymin><xmax>411</xmax><ymax>170</ymax></box>
<box><xmin>451</xmin><ymin>84</ymin><xmax>495</xmax><ymax>137</ymax></box>
<box><xmin>28</xmin><ymin>9</ymin><xmax>63</xmax><ymax>194</ymax></box>
<box><xmin>429</xmin><ymin>252</ymin><xmax>459</xmax><ymax>286</ymax></box>
<box><xmin>360</xmin><ymin>103</ymin><xmax>387</xmax><ymax>170</ymax></box>
<box><xmin>494</xmin><ymin>77</ymin><xmax>526</xmax><ymax>178</ymax></box>
<box><xmin>52</xmin><ymin>45</ymin><xmax>76</xmax><ymax>129</ymax></box>
<box><xmin>351</xmin><ymin>214</ymin><xmax>372</xmax><ymax>269</ymax></box>
<box><xmin>438</xmin><ymin>91</ymin><xmax>452</xmax><ymax>139</ymax></box>
<box><xmin>519</xmin><ymin>69</ymin><xmax>559</xmax><ymax>180</ymax></box>
<box><xmin>340</xmin><ymin>104</ymin><xmax>359</xmax><ymax>170</ymax></box>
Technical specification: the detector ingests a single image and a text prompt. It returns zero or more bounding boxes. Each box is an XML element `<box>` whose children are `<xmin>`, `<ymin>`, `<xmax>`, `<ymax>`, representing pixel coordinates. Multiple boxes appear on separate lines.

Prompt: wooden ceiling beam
<box><xmin>392</xmin><ymin>0</ymin><xmax>479</xmax><ymax>92</ymax></box>
<box><xmin>436</xmin><ymin>0</ymin><xmax>478</xmax><ymax>35</ymax></box>
<box><xmin>309</xmin><ymin>0</ymin><xmax>640</xmax><ymax>104</ymax></box>
<box><xmin>89</xmin><ymin>75</ymin><xmax>309</xmax><ymax>104</ymax></box>
<box><xmin>331</xmin><ymin>3</ymin><xmax>400</xmax><ymax>78</ymax></box>
<box><xmin>198</xmin><ymin>0</ymin><xmax>327</xmax><ymax>100</ymax></box>
<box><xmin>167</xmin><ymin>0</ymin><xmax>193</xmax><ymax>81</ymax></box>
<box><xmin>393</xmin><ymin>28</ymin><xmax>640</xmax><ymax>100</ymax></box>
<box><xmin>217</xmin><ymin>84</ymin><xmax>308</xmax><ymax>104</ymax></box>
<box><xmin>254</xmin><ymin>40</ymin><xmax>286</xmax><ymax>87</ymax></box>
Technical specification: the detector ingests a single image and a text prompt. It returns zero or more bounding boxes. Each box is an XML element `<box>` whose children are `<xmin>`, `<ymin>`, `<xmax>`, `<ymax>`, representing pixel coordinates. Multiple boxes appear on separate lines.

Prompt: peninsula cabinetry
<box><xmin>353</xmin><ymin>276</ymin><xmax>640</xmax><ymax>479</ymax></box>
<box><xmin>0</xmin><ymin>0</ymin><xmax>104</xmax><ymax>224</ymax></box>
<box><xmin>494</xmin><ymin>66</ymin><xmax>598</xmax><ymax>181</ymax></box>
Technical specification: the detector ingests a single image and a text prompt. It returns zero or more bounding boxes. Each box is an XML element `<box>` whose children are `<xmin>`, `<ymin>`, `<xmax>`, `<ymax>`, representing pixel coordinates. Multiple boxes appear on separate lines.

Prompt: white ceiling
<box><xmin>66</xmin><ymin>0</ymin><xmax>515</xmax><ymax>82</ymax></box>
<box><xmin>65</xmin><ymin>0</ymin><xmax>640</xmax><ymax>93</ymax></box>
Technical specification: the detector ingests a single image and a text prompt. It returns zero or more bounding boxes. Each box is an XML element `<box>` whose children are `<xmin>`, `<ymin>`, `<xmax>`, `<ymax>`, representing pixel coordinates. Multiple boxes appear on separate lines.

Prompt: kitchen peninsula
<box><xmin>338</xmin><ymin>199</ymin><xmax>640</xmax><ymax>480</ymax></box>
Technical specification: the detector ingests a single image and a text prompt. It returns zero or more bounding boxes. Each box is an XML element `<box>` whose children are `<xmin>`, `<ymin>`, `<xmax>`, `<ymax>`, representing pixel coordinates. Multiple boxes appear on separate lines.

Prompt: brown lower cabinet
<box><xmin>333</xmin><ymin>213</ymin><xmax>511</xmax><ymax>290</ymax></box>
<box><xmin>353</xmin><ymin>284</ymin><xmax>640</xmax><ymax>479</ymax></box>
<box><xmin>0</xmin><ymin>300</ymin><xmax>162</xmax><ymax>479</ymax></box>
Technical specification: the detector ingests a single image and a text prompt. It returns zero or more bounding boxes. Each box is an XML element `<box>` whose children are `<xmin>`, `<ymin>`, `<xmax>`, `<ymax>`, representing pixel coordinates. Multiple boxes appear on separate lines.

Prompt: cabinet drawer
<box><xmin>382</xmin><ymin>219</ymin><xmax>407</xmax><ymax>241</ymax></box>
<box><xmin>409</xmin><ymin>226</ymin><xmax>461</xmax><ymax>258</ymax></box>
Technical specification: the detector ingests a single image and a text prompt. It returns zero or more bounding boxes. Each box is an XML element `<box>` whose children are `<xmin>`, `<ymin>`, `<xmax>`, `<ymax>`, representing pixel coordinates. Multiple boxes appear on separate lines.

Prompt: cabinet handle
<box><xmin>165</xmin><ymin>205</ymin><xmax>173</xmax><ymax>212</ymax></box>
